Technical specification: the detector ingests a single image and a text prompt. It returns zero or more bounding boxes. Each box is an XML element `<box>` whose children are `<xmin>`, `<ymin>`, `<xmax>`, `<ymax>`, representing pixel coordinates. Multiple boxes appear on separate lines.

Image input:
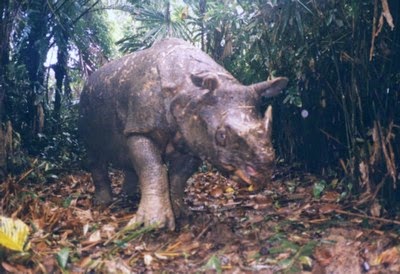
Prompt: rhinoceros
<box><xmin>79</xmin><ymin>38</ymin><xmax>287</xmax><ymax>230</ymax></box>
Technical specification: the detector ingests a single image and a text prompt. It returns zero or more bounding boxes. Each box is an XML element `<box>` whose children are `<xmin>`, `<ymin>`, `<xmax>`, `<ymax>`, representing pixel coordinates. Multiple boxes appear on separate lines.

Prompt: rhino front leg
<box><xmin>167</xmin><ymin>152</ymin><xmax>201</xmax><ymax>219</ymax></box>
<box><xmin>127</xmin><ymin>135</ymin><xmax>175</xmax><ymax>230</ymax></box>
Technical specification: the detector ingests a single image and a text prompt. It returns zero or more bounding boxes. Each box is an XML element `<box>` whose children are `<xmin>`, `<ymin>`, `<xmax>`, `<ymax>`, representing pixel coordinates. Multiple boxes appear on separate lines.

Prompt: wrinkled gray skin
<box><xmin>79</xmin><ymin>38</ymin><xmax>288</xmax><ymax>230</ymax></box>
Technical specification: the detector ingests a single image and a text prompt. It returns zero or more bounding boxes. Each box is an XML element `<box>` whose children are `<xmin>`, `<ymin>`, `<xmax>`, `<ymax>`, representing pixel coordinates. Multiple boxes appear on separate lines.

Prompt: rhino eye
<box><xmin>215</xmin><ymin>128</ymin><xmax>227</xmax><ymax>146</ymax></box>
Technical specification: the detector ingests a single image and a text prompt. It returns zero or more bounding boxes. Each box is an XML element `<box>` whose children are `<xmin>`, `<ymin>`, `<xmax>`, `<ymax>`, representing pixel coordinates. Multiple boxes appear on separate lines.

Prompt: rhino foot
<box><xmin>93</xmin><ymin>188</ymin><xmax>113</xmax><ymax>205</ymax></box>
<box><xmin>130</xmin><ymin>194</ymin><xmax>175</xmax><ymax>231</ymax></box>
<box><xmin>171</xmin><ymin>195</ymin><xmax>189</xmax><ymax>220</ymax></box>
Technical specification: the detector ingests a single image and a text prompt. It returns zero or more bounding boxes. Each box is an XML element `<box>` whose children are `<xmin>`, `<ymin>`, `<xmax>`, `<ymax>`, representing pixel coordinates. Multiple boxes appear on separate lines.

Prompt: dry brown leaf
<box><xmin>32</xmin><ymin>241</ymin><xmax>49</xmax><ymax>252</ymax></box>
<box><xmin>246</xmin><ymin>213</ymin><xmax>264</xmax><ymax>224</ymax></box>
<box><xmin>243</xmin><ymin>249</ymin><xmax>260</xmax><ymax>262</ymax></box>
<box><xmin>176</xmin><ymin>231</ymin><xmax>193</xmax><ymax>243</ymax></box>
<box><xmin>74</xmin><ymin>208</ymin><xmax>93</xmax><ymax>222</ymax></box>
<box><xmin>275</xmin><ymin>251</ymin><xmax>291</xmax><ymax>261</ymax></box>
<box><xmin>370</xmin><ymin>201</ymin><xmax>382</xmax><ymax>217</ymax></box>
<box><xmin>77</xmin><ymin>256</ymin><xmax>94</xmax><ymax>269</ymax></box>
<box><xmin>41</xmin><ymin>255</ymin><xmax>58</xmax><ymax>274</ymax></box>
<box><xmin>103</xmin><ymin>259</ymin><xmax>132</xmax><ymax>274</ymax></box>
<box><xmin>314</xmin><ymin>247</ymin><xmax>333</xmax><ymax>266</ymax></box>
<box><xmin>81</xmin><ymin>230</ymin><xmax>102</xmax><ymax>246</ymax></box>
<box><xmin>375</xmin><ymin>247</ymin><xmax>400</xmax><ymax>265</ymax></box>
<box><xmin>321</xmin><ymin>191</ymin><xmax>340</xmax><ymax>202</ymax></box>
<box><xmin>143</xmin><ymin>254</ymin><xmax>154</xmax><ymax>266</ymax></box>
<box><xmin>319</xmin><ymin>203</ymin><xmax>340</xmax><ymax>215</ymax></box>
<box><xmin>359</xmin><ymin>161</ymin><xmax>370</xmax><ymax>190</ymax></box>
<box><xmin>2</xmin><ymin>262</ymin><xmax>32</xmax><ymax>274</ymax></box>
<box><xmin>60</xmin><ymin>229</ymin><xmax>74</xmax><ymax>242</ymax></box>
<box><xmin>101</xmin><ymin>224</ymin><xmax>118</xmax><ymax>240</ymax></box>
<box><xmin>210</xmin><ymin>186</ymin><xmax>223</xmax><ymax>198</ymax></box>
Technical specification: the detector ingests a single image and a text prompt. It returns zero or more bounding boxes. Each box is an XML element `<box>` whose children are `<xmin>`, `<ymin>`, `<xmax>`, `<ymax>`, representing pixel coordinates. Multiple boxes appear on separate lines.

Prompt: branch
<box><xmin>72</xmin><ymin>0</ymin><xmax>101</xmax><ymax>25</ymax></box>
<box><xmin>369</xmin><ymin>0</ymin><xmax>378</xmax><ymax>61</ymax></box>
<box><xmin>334</xmin><ymin>209</ymin><xmax>400</xmax><ymax>226</ymax></box>
<box><xmin>381</xmin><ymin>0</ymin><xmax>394</xmax><ymax>30</ymax></box>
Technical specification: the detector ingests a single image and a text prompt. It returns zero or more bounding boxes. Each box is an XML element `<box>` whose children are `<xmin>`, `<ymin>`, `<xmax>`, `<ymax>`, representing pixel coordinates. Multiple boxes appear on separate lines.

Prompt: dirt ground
<box><xmin>1</xmin><ymin>166</ymin><xmax>400</xmax><ymax>273</ymax></box>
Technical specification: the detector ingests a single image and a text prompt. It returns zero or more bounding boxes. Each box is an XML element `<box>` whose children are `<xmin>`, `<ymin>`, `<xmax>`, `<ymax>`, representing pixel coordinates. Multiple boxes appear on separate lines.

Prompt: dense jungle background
<box><xmin>0</xmin><ymin>0</ymin><xmax>400</xmax><ymax>273</ymax></box>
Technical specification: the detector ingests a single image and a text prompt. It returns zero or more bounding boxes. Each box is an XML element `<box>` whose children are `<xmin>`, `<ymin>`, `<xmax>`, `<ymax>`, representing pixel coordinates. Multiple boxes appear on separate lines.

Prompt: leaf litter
<box><xmin>0</xmin><ymin>166</ymin><xmax>400</xmax><ymax>273</ymax></box>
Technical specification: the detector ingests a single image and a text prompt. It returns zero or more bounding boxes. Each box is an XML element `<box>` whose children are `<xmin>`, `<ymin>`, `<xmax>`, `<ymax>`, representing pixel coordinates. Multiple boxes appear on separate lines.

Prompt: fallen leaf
<box><xmin>375</xmin><ymin>246</ymin><xmax>400</xmax><ymax>265</ymax></box>
<box><xmin>0</xmin><ymin>216</ymin><xmax>30</xmax><ymax>251</ymax></box>
<box><xmin>314</xmin><ymin>247</ymin><xmax>332</xmax><ymax>266</ymax></box>
<box><xmin>318</xmin><ymin>203</ymin><xmax>340</xmax><ymax>214</ymax></box>
<box><xmin>103</xmin><ymin>259</ymin><xmax>132</xmax><ymax>274</ymax></box>
<box><xmin>203</xmin><ymin>254</ymin><xmax>222</xmax><ymax>272</ymax></box>
<box><xmin>1</xmin><ymin>262</ymin><xmax>32</xmax><ymax>273</ymax></box>
<box><xmin>225</xmin><ymin>187</ymin><xmax>235</xmax><ymax>193</ymax></box>
<box><xmin>210</xmin><ymin>187</ymin><xmax>223</xmax><ymax>198</ymax></box>
<box><xmin>370</xmin><ymin>201</ymin><xmax>382</xmax><ymax>217</ymax></box>
<box><xmin>56</xmin><ymin>247</ymin><xmax>70</xmax><ymax>269</ymax></box>
<box><xmin>88</xmin><ymin>230</ymin><xmax>101</xmax><ymax>243</ymax></box>
<box><xmin>144</xmin><ymin>254</ymin><xmax>154</xmax><ymax>266</ymax></box>
<box><xmin>321</xmin><ymin>191</ymin><xmax>340</xmax><ymax>202</ymax></box>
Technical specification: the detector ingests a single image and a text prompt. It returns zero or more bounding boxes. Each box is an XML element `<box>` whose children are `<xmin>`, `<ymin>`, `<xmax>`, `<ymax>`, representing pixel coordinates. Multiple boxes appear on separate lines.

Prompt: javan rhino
<box><xmin>79</xmin><ymin>38</ymin><xmax>288</xmax><ymax>230</ymax></box>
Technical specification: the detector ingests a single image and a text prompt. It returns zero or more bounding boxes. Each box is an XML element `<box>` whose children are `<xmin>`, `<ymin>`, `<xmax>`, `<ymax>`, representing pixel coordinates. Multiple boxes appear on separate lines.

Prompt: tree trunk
<box><xmin>199</xmin><ymin>0</ymin><xmax>206</xmax><ymax>51</ymax></box>
<box><xmin>21</xmin><ymin>0</ymin><xmax>49</xmax><ymax>136</ymax></box>
<box><xmin>0</xmin><ymin>0</ymin><xmax>12</xmax><ymax>179</ymax></box>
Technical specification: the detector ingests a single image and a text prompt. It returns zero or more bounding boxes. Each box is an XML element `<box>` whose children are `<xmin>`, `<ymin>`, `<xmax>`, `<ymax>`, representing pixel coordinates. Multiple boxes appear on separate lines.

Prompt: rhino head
<box><xmin>171</xmin><ymin>72</ymin><xmax>288</xmax><ymax>186</ymax></box>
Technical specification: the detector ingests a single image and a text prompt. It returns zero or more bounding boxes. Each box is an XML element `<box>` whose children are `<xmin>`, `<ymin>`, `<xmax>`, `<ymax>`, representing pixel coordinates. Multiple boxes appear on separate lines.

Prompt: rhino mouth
<box><xmin>234</xmin><ymin>169</ymin><xmax>253</xmax><ymax>185</ymax></box>
<box><xmin>220</xmin><ymin>162</ymin><xmax>267</xmax><ymax>187</ymax></box>
<box><xmin>233</xmin><ymin>165</ymin><xmax>265</xmax><ymax>187</ymax></box>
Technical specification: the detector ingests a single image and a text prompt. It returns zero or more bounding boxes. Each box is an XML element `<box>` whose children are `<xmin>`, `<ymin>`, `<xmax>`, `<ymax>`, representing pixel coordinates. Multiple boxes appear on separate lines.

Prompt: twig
<box><xmin>320</xmin><ymin>128</ymin><xmax>343</xmax><ymax>145</ymax></box>
<box><xmin>16</xmin><ymin>168</ymin><xmax>34</xmax><ymax>184</ymax></box>
<box><xmin>381</xmin><ymin>0</ymin><xmax>394</xmax><ymax>30</ymax></box>
<box><xmin>369</xmin><ymin>0</ymin><xmax>378</xmax><ymax>61</ymax></box>
<box><xmin>194</xmin><ymin>220</ymin><xmax>213</xmax><ymax>241</ymax></box>
<box><xmin>334</xmin><ymin>209</ymin><xmax>400</xmax><ymax>226</ymax></box>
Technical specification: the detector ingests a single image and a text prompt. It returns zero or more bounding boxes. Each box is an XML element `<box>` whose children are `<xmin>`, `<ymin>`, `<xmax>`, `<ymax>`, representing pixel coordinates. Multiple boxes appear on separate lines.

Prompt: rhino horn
<box><xmin>250</xmin><ymin>77</ymin><xmax>288</xmax><ymax>98</ymax></box>
<box><xmin>264</xmin><ymin>105</ymin><xmax>273</xmax><ymax>139</ymax></box>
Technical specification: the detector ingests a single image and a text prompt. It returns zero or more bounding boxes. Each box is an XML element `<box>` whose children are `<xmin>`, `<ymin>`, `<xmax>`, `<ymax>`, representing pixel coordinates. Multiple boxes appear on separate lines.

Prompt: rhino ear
<box><xmin>191</xmin><ymin>73</ymin><xmax>220</xmax><ymax>92</ymax></box>
<box><xmin>250</xmin><ymin>77</ymin><xmax>288</xmax><ymax>98</ymax></box>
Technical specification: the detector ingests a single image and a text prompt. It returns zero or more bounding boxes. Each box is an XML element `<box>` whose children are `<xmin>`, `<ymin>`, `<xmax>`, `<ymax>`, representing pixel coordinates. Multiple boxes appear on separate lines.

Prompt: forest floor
<box><xmin>1</xmin><ymin>166</ymin><xmax>400</xmax><ymax>273</ymax></box>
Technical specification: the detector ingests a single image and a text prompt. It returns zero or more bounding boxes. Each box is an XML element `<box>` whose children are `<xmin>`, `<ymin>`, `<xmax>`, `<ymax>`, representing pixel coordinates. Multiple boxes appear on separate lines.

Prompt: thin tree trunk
<box><xmin>165</xmin><ymin>1</ymin><xmax>171</xmax><ymax>37</ymax></box>
<box><xmin>199</xmin><ymin>0</ymin><xmax>206</xmax><ymax>51</ymax></box>
<box><xmin>22</xmin><ymin>0</ymin><xmax>49</xmax><ymax>136</ymax></box>
<box><xmin>0</xmin><ymin>0</ymin><xmax>12</xmax><ymax>178</ymax></box>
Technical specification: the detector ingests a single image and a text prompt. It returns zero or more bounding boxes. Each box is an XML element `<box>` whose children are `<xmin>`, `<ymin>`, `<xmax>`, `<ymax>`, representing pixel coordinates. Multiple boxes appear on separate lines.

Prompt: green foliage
<box><xmin>116</xmin><ymin>1</ymin><xmax>191</xmax><ymax>53</ymax></box>
<box><xmin>1</xmin><ymin>0</ymin><xmax>115</xmax><ymax>176</ymax></box>
<box><xmin>313</xmin><ymin>180</ymin><xmax>327</xmax><ymax>199</ymax></box>
<box><xmin>37</xmin><ymin>103</ymin><xmax>83</xmax><ymax>169</ymax></box>
<box><xmin>267</xmin><ymin>233</ymin><xmax>317</xmax><ymax>272</ymax></box>
<box><xmin>203</xmin><ymin>254</ymin><xmax>222</xmax><ymax>273</ymax></box>
<box><xmin>56</xmin><ymin>247</ymin><xmax>70</xmax><ymax>269</ymax></box>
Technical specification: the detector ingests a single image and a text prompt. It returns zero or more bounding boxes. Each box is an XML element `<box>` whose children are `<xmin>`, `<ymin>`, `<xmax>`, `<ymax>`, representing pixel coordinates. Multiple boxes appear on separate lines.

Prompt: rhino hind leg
<box><xmin>88</xmin><ymin>158</ymin><xmax>113</xmax><ymax>205</ymax></box>
<box><xmin>126</xmin><ymin>135</ymin><xmax>175</xmax><ymax>230</ymax></box>
<box><xmin>121</xmin><ymin>169</ymin><xmax>139</xmax><ymax>199</ymax></box>
<box><xmin>167</xmin><ymin>152</ymin><xmax>201</xmax><ymax>220</ymax></box>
